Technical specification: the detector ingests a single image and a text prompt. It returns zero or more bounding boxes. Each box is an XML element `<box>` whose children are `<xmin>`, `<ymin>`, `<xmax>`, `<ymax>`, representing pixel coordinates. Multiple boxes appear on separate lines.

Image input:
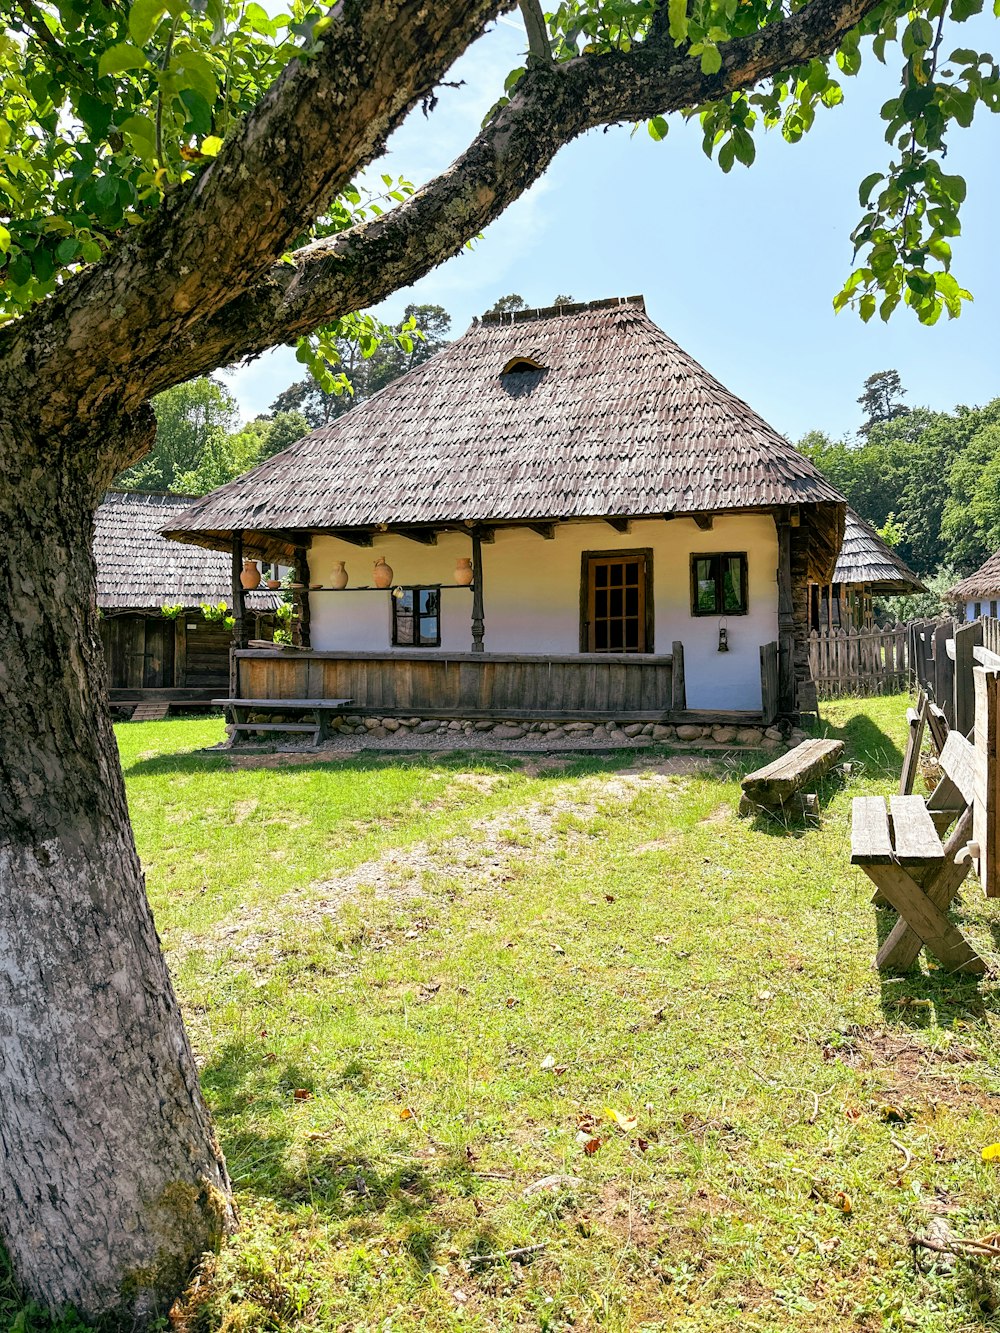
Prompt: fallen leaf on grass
<box><xmin>541</xmin><ymin>1054</ymin><xmax>556</xmax><ymax>1070</ymax></box>
<box><xmin>399</xmin><ymin>1106</ymin><xmax>417</xmax><ymax>1121</ymax></box>
<box><xmin>982</xmin><ymin>1143</ymin><xmax>1000</xmax><ymax>1162</ymax></box>
<box><xmin>843</xmin><ymin>1106</ymin><xmax>862</xmax><ymax>1122</ymax></box>
<box><xmin>605</xmin><ymin>1107</ymin><xmax>638</xmax><ymax>1133</ymax></box>
<box><xmin>577</xmin><ymin>1132</ymin><xmax>603</xmax><ymax>1155</ymax></box>
<box><xmin>505</xmin><ymin>996</ymin><xmax>521</xmax><ymax>1008</ymax></box>
<box><xmin>879</xmin><ymin>1103</ymin><xmax>908</xmax><ymax>1123</ymax></box>
<box><xmin>293</xmin><ymin>1088</ymin><xmax>312</xmax><ymax>1101</ymax></box>
<box><xmin>833</xmin><ymin>1191</ymin><xmax>852</xmax><ymax>1213</ymax></box>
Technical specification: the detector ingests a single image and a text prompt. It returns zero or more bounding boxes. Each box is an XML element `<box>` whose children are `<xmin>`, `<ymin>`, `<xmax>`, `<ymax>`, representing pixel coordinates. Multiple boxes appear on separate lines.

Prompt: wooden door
<box><xmin>142</xmin><ymin>617</ymin><xmax>175</xmax><ymax>687</ymax></box>
<box><xmin>584</xmin><ymin>553</ymin><xmax>648</xmax><ymax>653</ymax></box>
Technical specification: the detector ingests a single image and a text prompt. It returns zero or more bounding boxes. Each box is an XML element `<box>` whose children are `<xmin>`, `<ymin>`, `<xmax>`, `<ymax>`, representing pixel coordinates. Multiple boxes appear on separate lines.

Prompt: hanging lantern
<box><xmin>718</xmin><ymin>618</ymin><xmax>730</xmax><ymax>653</ymax></box>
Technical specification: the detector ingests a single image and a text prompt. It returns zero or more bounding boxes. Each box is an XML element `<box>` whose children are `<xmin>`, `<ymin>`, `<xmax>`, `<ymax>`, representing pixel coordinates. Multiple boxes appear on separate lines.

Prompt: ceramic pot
<box><xmin>240</xmin><ymin>559</ymin><xmax>261</xmax><ymax>590</ymax></box>
<box><xmin>373</xmin><ymin>557</ymin><xmax>393</xmax><ymax>589</ymax></box>
<box><xmin>330</xmin><ymin>561</ymin><xmax>349</xmax><ymax>590</ymax></box>
<box><xmin>266</xmin><ymin>578</ymin><xmax>281</xmax><ymax>590</ymax></box>
<box><xmin>455</xmin><ymin>557</ymin><xmax>474</xmax><ymax>586</ymax></box>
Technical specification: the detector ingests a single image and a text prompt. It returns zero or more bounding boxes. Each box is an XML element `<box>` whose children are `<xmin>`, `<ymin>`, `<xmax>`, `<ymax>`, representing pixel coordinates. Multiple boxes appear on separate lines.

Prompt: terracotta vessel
<box><xmin>330</xmin><ymin>561</ymin><xmax>349</xmax><ymax>590</ymax></box>
<box><xmin>455</xmin><ymin>557</ymin><xmax>474</xmax><ymax>586</ymax></box>
<box><xmin>266</xmin><ymin>578</ymin><xmax>281</xmax><ymax>590</ymax></box>
<box><xmin>240</xmin><ymin>559</ymin><xmax>261</xmax><ymax>590</ymax></box>
<box><xmin>373</xmin><ymin>557</ymin><xmax>393</xmax><ymax>589</ymax></box>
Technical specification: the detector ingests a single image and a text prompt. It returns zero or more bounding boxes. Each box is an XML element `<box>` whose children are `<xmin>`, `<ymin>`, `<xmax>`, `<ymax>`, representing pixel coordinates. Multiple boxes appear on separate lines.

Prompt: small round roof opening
<box><xmin>501</xmin><ymin>356</ymin><xmax>546</xmax><ymax>375</ymax></box>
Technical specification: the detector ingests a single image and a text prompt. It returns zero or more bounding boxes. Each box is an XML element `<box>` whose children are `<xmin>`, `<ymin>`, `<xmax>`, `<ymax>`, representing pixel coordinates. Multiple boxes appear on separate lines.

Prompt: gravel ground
<box><xmin>213</xmin><ymin>732</ymin><xmax>776</xmax><ymax>757</ymax></box>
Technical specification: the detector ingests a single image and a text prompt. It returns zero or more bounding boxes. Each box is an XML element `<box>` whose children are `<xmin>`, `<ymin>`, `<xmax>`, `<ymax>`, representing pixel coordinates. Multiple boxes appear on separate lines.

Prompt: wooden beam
<box><xmin>671</xmin><ymin>640</ymin><xmax>686</xmax><ymax>711</ymax></box>
<box><xmin>692</xmin><ymin>514</ymin><xmax>713</xmax><ymax>531</ymax></box>
<box><xmin>527</xmin><ymin>522</ymin><xmax>556</xmax><ymax>540</ymax></box>
<box><xmin>326</xmin><ymin>528</ymin><xmax>374</xmax><ymax>546</ymax></box>
<box><xmin>605</xmin><ymin>516</ymin><xmax>631</xmax><ymax>534</ymax></box>
<box><xmin>230</xmin><ymin>531</ymin><xmax>246</xmax><ymax>696</ymax></box>
<box><xmin>391</xmin><ymin>527</ymin><xmax>439</xmax><ymax>545</ymax></box>
<box><xmin>776</xmin><ymin>519</ymin><xmax>795</xmax><ymax>715</ymax></box>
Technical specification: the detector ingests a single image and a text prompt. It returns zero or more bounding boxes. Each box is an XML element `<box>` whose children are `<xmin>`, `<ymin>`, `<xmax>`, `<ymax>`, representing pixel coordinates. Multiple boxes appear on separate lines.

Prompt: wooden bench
<box><xmin>852</xmin><ymin>728</ymin><xmax>985</xmax><ymax>974</ymax></box>
<box><xmin>739</xmin><ymin>738</ymin><xmax>844</xmax><ymax>818</ymax></box>
<box><xmin>212</xmin><ymin>697</ymin><xmax>352</xmax><ymax>747</ymax></box>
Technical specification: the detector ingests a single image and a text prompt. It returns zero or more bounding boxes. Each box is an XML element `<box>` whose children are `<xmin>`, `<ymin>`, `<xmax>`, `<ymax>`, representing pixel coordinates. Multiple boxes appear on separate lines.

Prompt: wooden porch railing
<box><xmin>235</xmin><ymin>648</ymin><xmax>676</xmax><ymax>720</ymax></box>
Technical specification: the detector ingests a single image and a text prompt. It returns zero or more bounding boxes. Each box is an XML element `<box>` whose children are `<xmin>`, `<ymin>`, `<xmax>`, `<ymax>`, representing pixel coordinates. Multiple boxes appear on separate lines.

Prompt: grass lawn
<box><xmin>8</xmin><ymin>696</ymin><xmax>1000</xmax><ymax>1332</ymax></box>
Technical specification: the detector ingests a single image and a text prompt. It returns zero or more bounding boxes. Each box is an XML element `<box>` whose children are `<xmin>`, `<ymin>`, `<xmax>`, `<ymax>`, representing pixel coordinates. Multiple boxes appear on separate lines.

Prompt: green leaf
<box><xmin>56</xmin><ymin>237</ymin><xmax>81</xmax><ymax>263</ymax></box>
<box><xmin>859</xmin><ymin>293</ymin><xmax>876</xmax><ymax>322</ymax></box>
<box><xmin>648</xmin><ymin>115</ymin><xmax>669</xmax><ymax>141</ymax></box>
<box><xmin>98</xmin><ymin>43</ymin><xmax>149</xmax><ymax>78</ymax></box>
<box><xmin>179</xmin><ymin>88</ymin><xmax>213</xmax><ymax>136</ymax></box>
<box><xmin>119</xmin><ymin>112</ymin><xmax>157</xmax><ymax>155</ymax></box>
<box><xmin>858</xmin><ymin>171</ymin><xmax>883</xmax><ymax>205</ymax></box>
<box><xmin>700</xmin><ymin>43</ymin><xmax>722</xmax><ymax>76</ymax></box>
<box><xmin>128</xmin><ymin>0</ymin><xmax>168</xmax><ymax>46</ymax></box>
<box><xmin>668</xmin><ymin>0</ymin><xmax>688</xmax><ymax>42</ymax></box>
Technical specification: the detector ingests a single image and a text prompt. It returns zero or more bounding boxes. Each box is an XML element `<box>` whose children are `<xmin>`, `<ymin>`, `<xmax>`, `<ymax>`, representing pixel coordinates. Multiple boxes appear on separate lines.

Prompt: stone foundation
<box><xmin>250</xmin><ymin>714</ymin><xmax>805</xmax><ymax>748</ymax></box>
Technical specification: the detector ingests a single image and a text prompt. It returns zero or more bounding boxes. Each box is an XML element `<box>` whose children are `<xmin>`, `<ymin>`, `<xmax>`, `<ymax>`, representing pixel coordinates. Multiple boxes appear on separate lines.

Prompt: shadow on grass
<box><xmin>878</xmin><ymin>964</ymin><xmax>999</xmax><ymax>1027</ymax></box>
<box><xmin>810</xmin><ymin>709</ymin><xmax>904</xmax><ymax>779</ymax></box>
<box><xmin>201</xmin><ymin>1041</ymin><xmax>484</xmax><ymax>1237</ymax></box>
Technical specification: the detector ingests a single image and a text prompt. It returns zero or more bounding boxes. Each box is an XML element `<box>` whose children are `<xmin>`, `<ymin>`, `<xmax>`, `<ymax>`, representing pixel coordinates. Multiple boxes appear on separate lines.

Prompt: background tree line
<box><xmin>797</xmin><ymin>369</ymin><xmax>1000</xmax><ymax>611</ymax></box>
<box><xmin>118</xmin><ymin>295</ymin><xmax>570</xmax><ymax>494</ymax></box>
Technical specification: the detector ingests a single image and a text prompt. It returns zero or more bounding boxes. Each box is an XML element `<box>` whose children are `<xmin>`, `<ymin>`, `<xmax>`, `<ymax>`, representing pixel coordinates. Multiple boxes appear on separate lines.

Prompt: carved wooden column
<box><xmin>230</xmin><ymin>530</ymin><xmax>246</xmax><ymax>696</ymax></box>
<box><xmin>295</xmin><ymin>544</ymin><xmax>311</xmax><ymax>648</ymax></box>
<box><xmin>471</xmin><ymin>527</ymin><xmax>485</xmax><ymax>653</ymax></box>
<box><xmin>776</xmin><ymin>517</ymin><xmax>796</xmax><ymax>716</ymax></box>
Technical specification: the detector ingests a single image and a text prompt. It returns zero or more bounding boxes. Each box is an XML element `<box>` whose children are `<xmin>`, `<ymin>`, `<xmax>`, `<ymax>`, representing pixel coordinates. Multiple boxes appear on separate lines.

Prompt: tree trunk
<box><xmin>0</xmin><ymin>417</ymin><xmax>234</xmax><ymax>1323</ymax></box>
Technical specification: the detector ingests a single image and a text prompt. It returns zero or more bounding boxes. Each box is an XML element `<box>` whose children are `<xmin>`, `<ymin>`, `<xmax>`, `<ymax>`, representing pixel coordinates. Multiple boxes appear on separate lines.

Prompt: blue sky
<box><xmin>227</xmin><ymin>15</ymin><xmax>999</xmax><ymax>442</ymax></box>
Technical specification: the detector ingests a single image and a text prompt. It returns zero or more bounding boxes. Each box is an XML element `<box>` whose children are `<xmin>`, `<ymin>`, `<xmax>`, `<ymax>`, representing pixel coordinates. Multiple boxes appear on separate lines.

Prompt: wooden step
<box><xmin>130</xmin><ymin>703</ymin><xmax>170</xmax><ymax>722</ymax></box>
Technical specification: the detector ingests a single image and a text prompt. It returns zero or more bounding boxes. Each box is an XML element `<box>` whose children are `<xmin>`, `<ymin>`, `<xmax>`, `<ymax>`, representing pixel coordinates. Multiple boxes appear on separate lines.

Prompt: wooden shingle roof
<box><xmin>94</xmin><ymin>491</ymin><xmax>280</xmax><ymax>611</ymax></box>
<box><xmin>166</xmin><ymin>297</ymin><xmax>845</xmax><ymax>575</ymax></box>
<box><xmin>950</xmin><ymin>550</ymin><xmax>1000</xmax><ymax>602</ymax></box>
<box><xmin>833</xmin><ymin>510</ymin><xmax>926</xmax><ymax>594</ymax></box>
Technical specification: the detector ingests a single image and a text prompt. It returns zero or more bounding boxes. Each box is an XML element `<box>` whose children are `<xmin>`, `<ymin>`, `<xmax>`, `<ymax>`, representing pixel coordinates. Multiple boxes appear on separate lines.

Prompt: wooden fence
<box><xmin>808</xmin><ymin>624</ymin><xmax>910</xmax><ymax>698</ymax></box>
<box><xmin>909</xmin><ymin>615</ymin><xmax>1000</xmax><ymax>733</ymax></box>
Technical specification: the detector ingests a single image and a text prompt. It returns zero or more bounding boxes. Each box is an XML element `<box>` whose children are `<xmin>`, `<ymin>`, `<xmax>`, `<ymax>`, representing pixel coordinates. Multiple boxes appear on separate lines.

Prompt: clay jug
<box><xmin>240</xmin><ymin>559</ymin><xmax>261</xmax><ymax>590</ymax></box>
<box><xmin>455</xmin><ymin>557</ymin><xmax>474</xmax><ymax>586</ymax></box>
<box><xmin>330</xmin><ymin>561</ymin><xmax>349</xmax><ymax>589</ymax></box>
<box><xmin>373</xmin><ymin>557</ymin><xmax>393</xmax><ymax>589</ymax></box>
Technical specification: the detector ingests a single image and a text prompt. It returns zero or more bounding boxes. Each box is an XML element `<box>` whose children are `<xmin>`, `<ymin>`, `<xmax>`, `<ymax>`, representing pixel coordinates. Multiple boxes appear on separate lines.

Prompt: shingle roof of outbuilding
<box><xmin>94</xmin><ymin>491</ymin><xmax>281</xmax><ymax>611</ymax></box>
<box><xmin>833</xmin><ymin>509</ymin><xmax>926</xmax><ymax>594</ymax></box>
<box><xmin>950</xmin><ymin>550</ymin><xmax>1000</xmax><ymax>602</ymax></box>
<box><xmin>166</xmin><ymin>296</ymin><xmax>846</xmax><ymax>575</ymax></box>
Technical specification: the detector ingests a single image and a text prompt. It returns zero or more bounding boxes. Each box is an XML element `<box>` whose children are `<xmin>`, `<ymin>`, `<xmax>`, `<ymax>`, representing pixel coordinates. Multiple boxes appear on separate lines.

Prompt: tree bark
<box><xmin>0</xmin><ymin>416</ymin><xmax>234</xmax><ymax>1323</ymax></box>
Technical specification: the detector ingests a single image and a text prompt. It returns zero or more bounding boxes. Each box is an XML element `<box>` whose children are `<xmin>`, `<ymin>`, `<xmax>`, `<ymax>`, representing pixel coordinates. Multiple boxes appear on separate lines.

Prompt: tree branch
<box><xmin>158</xmin><ymin>0</ymin><xmax>887</xmax><ymax>386</ymax></box>
<box><xmin>519</xmin><ymin>0</ymin><xmax>553</xmax><ymax>63</ymax></box>
<box><xmin>1</xmin><ymin>0</ymin><xmax>506</xmax><ymax>432</ymax></box>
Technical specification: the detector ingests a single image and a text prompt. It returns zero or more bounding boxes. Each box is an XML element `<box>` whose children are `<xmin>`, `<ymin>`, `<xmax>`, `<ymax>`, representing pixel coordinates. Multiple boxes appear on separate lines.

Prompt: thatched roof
<box><xmin>832</xmin><ymin>510</ymin><xmax>926</xmax><ymax>594</ymax></box>
<box><xmin>950</xmin><ymin>550</ymin><xmax>1000</xmax><ymax>602</ymax></box>
<box><xmin>94</xmin><ymin>491</ymin><xmax>281</xmax><ymax>612</ymax></box>
<box><xmin>166</xmin><ymin>296</ymin><xmax>846</xmax><ymax>578</ymax></box>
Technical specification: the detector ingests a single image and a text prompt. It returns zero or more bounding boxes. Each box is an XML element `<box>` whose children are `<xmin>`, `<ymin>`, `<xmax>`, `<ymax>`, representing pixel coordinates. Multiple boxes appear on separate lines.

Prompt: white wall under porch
<box><xmin>308</xmin><ymin>514</ymin><xmax>779</xmax><ymax>711</ymax></box>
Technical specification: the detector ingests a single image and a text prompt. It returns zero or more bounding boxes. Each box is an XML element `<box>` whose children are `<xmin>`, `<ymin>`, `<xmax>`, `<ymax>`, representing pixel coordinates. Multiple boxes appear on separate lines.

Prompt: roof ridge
<box><xmin>480</xmin><ymin>295</ymin><xmax>645</xmax><ymax>326</ymax></box>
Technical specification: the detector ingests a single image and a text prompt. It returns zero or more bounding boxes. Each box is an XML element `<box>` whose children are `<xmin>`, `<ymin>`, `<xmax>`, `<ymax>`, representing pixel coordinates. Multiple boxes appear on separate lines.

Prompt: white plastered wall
<box><xmin>308</xmin><ymin>514</ymin><xmax>780</xmax><ymax>710</ymax></box>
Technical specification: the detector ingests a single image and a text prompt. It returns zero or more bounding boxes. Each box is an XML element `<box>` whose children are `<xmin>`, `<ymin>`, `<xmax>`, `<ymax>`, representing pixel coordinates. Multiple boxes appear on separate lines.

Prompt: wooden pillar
<box><xmin>295</xmin><ymin>544</ymin><xmax>311</xmax><ymax>648</ymax></box>
<box><xmin>230</xmin><ymin>530</ymin><xmax>246</xmax><ymax>696</ymax></box>
<box><xmin>470</xmin><ymin>527</ymin><xmax>485</xmax><ymax>653</ymax></box>
<box><xmin>776</xmin><ymin>518</ymin><xmax>796</xmax><ymax>716</ymax></box>
<box><xmin>671</xmin><ymin>639</ymin><xmax>686</xmax><ymax>712</ymax></box>
<box><xmin>173</xmin><ymin>618</ymin><xmax>187</xmax><ymax>689</ymax></box>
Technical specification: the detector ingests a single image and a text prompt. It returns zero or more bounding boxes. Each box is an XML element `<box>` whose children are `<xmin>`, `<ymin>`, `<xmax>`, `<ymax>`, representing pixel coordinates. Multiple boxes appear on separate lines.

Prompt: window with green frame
<box><xmin>690</xmin><ymin>553</ymin><xmax>749</xmax><ymax>616</ymax></box>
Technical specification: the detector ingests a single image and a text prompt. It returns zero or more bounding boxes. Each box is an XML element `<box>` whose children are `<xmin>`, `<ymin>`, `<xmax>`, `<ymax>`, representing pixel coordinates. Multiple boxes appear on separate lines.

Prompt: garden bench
<box><xmin>852</xmin><ymin>728</ymin><xmax>985</xmax><ymax>975</ymax></box>
<box><xmin>739</xmin><ymin>738</ymin><xmax>844</xmax><ymax>818</ymax></box>
<box><xmin>213</xmin><ymin>696</ymin><xmax>352</xmax><ymax>747</ymax></box>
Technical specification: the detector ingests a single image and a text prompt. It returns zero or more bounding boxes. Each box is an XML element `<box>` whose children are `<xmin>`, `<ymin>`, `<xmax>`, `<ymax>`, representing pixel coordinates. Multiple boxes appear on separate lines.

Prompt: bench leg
<box><xmin>864</xmin><ymin>859</ymin><xmax>984</xmax><ymax>975</ymax></box>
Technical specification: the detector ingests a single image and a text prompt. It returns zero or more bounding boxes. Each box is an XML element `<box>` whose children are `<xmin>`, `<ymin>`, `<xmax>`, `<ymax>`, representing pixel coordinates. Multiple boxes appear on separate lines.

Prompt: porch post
<box><xmin>471</xmin><ymin>527</ymin><xmax>485</xmax><ymax>653</ymax></box>
<box><xmin>776</xmin><ymin>517</ymin><xmax>796</xmax><ymax>715</ymax></box>
<box><xmin>295</xmin><ymin>543</ymin><xmax>312</xmax><ymax>648</ymax></box>
<box><xmin>230</xmin><ymin>530</ymin><xmax>246</xmax><ymax>696</ymax></box>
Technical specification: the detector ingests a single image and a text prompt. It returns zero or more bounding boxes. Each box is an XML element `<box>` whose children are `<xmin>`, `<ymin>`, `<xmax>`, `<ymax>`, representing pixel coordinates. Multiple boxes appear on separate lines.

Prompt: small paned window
<box><xmin>991</xmin><ymin>601</ymin><xmax>998</xmax><ymax>618</ymax></box>
<box><xmin>691</xmin><ymin>553</ymin><xmax>749</xmax><ymax>616</ymax></box>
<box><xmin>392</xmin><ymin>587</ymin><xmax>441</xmax><ymax>647</ymax></box>
<box><xmin>974</xmin><ymin>602</ymin><xmax>982</xmax><ymax>620</ymax></box>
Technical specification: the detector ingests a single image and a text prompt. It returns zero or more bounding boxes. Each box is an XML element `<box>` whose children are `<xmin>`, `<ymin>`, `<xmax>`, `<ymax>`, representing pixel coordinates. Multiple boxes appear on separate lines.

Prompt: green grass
<box><xmin>9</xmin><ymin>698</ymin><xmax>1000</xmax><ymax>1332</ymax></box>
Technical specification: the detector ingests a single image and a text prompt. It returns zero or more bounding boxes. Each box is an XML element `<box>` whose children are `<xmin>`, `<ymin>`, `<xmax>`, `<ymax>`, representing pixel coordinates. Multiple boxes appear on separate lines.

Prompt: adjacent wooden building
<box><xmin>95</xmin><ymin>491</ymin><xmax>279</xmax><ymax>709</ymax></box>
<box><xmin>950</xmin><ymin>551</ymin><xmax>1000</xmax><ymax>623</ymax></box>
<box><xmin>809</xmin><ymin>508</ymin><xmax>926</xmax><ymax>631</ymax></box>
<box><xmin>165</xmin><ymin>297</ymin><xmax>847</xmax><ymax>723</ymax></box>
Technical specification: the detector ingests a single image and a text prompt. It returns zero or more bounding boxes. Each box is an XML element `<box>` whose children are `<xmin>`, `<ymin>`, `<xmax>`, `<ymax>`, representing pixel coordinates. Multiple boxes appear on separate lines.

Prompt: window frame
<box><xmin>689</xmin><ymin>552</ymin><xmax>750</xmax><ymax>618</ymax></box>
<box><xmin>579</xmin><ymin>548</ymin><xmax>654</xmax><ymax>654</ymax></box>
<box><xmin>391</xmin><ymin>585</ymin><xmax>443</xmax><ymax>648</ymax></box>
